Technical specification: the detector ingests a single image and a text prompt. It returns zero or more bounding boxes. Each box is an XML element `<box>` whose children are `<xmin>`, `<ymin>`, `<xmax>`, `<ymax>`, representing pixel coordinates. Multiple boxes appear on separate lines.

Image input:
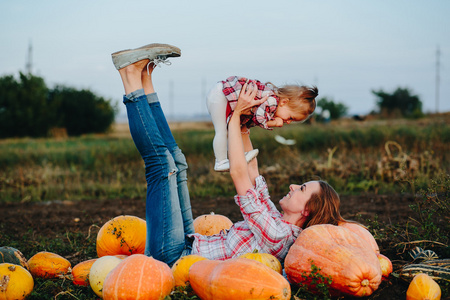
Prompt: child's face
<box><xmin>274</xmin><ymin>105</ymin><xmax>306</xmax><ymax>124</ymax></box>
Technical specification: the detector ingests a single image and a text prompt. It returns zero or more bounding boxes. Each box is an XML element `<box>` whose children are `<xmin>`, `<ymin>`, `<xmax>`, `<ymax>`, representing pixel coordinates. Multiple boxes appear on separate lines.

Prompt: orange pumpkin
<box><xmin>72</xmin><ymin>259</ymin><xmax>98</xmax><ymax>286</ymax></box>
<box><xmin>406</xmin><ymin>273</ymin><xmax>441</xmax><ymax>300</ymax></box>
<box><xmin>285</xmin><ymin>224</ymin><xmax>382</xmax><ymax>297</ymax></box>
<box><xmin>171</xmin><ymin>254</ymin><xmax>208</xmax><ymax>287</ymax></box>
<box><xmin>377</xmin><ymin>253</ymin><xmax>393</xmax><ymax>279</ymax></box>
<box><xmin>239</xmin><ymin>250</ymin><xmax>282</xmax><ymax>274</ymax></box>
<box><xmin>0</xmin><ymin>263</ymin><xmax>34</xmax><ymax>300</ymax></box>
<box><xmin>0</xmin><ymin>246</ymin><xmax>29</xmax><ymax>270</ymax></box>
<box><xmin>28</xmin><ymin>251</ymin><xmax>71</xmax><ymax>278</ymax></box>
<box><xmin>193</xmin><ymin>213</ymin><xmax>233</xmax><ymax>236</ymax></box>
<box><xmin>102</xmin><ymin>254</ymin><xmax>174</xmax><ymax>299</ymax></box>
<box><xmin>338</xmin><ymin>221</ymin><xmax>380</xmax><ymax>253</ymax></box>
<box><xmin>189</xmin><ymin>258</ymin><xmax>291</xmax><ymax>300</ymax></box>
<box><xmin>96</xmin><ymin>215</ymin><xmax>146</xmax><ymax>257</ymax></box>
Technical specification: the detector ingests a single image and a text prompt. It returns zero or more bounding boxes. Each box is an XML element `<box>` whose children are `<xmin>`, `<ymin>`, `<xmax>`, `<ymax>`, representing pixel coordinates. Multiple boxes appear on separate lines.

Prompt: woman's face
<box><xmin>279</xmin><ymin>181</ymin><xmax>320</xmax><ymax>215</ymax></box>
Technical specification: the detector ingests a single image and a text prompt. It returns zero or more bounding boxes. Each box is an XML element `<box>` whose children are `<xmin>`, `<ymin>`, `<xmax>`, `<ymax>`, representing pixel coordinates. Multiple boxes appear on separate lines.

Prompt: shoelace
<box><xmin>146</xmin><ymin>58</ymin><xmax>172</xmax><ymax>74</ymax></box>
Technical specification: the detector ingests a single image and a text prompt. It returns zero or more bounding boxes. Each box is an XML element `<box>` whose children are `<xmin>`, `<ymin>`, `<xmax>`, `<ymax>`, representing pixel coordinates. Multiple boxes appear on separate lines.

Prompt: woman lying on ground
<box><xmin>112</xmin><ymin>43</ymin><xmax>346</xmax><ymax>266</ymax></box>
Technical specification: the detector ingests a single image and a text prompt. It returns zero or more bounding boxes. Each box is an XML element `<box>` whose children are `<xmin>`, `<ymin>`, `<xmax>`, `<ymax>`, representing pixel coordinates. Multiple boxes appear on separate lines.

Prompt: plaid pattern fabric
<box><xmin>190</xmin><ymin>176</ymin><xmax>302</xmax><ymax>261</ymax></box>
<box><xmin>222</xmin><ymin>76</ymin><xmax>279</xmax><ymax>129</ymax></box>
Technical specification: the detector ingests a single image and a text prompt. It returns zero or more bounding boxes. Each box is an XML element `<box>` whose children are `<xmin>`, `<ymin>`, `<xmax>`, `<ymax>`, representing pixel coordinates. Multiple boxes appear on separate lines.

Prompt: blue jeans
<box><xmin>123</xmin><ymin>89</ymin><xmax>194</xmax><ymax>266</ymax></box>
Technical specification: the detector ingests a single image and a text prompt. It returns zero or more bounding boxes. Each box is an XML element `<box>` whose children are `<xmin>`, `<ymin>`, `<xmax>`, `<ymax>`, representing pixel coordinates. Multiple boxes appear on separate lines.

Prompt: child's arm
<box><xmin>229</xmin><ymin>83</ymin><xmax>267</xmax><ymax>196</ymax></box>
<box><xmin>266</xmin><ymin>117</ymin><xmax>284</xmax><ymax>128</ymax></box>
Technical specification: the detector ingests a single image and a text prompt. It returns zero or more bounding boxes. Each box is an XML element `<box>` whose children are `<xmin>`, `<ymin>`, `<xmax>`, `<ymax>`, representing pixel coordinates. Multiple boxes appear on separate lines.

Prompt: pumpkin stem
<box><xmin>7</xmin><ymin>265</ymin><xmax>16</xmax><ymax>271</ymax></box>
<box><xmin>252</xmin><ymin>249</ymin><xmax>259</xmax><ymax>254</ymax></box>
<box><xmin>361</xmin><ymin>279</ymin><xmax>369</xmax><ymax>287</ymax></box>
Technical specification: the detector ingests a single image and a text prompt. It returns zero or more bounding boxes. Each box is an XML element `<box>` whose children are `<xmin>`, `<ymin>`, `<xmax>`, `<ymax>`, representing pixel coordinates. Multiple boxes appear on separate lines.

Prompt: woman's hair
<box><xmin>302</xmin><ymin>180</ymin><xmax>346</xmax><ymax>229</ymax></box>
<box><xmin>268</xmin><ymin>83</ymin><xmax>318</xmax><ymax>121</ymax></box>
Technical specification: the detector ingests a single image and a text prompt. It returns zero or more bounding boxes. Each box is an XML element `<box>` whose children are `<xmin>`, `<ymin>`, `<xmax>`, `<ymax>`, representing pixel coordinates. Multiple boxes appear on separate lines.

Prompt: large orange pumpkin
<box><xmin>28</xmin><ymin>251</ymin><xmax>71</xmax><ymax>279</ymax></box>
<box><xmin>338</xmin><ymin>221</ymin><xmax>379</xmax><ymax>253</ymax></box>
<box><xmin>102</xmin><ymin>254</ymin><xmax>174</xmax><ymax>299</ymax></box>
<box><xmin>193</xmin><ymin>213</ymin><xmax>233</xmax><ymax>236</ymax></box>
<box><xmin>285</xmin><ymin>224</ymin><xmax>382</xmax><ymax>297</ymax></box>
<box><xmin>189</xmin><ymin>258</ymin><xmax>291</xmax><ymax>300</ymax></box>
<box><xmin>0</xmin><ymin>263</ymin><xmax>34</xmax><ymax>300</ymax></box>
<box><xmin>96</xmin><ymin>215</ymin><xmax>146</xmax><ymax>257</ymax></box>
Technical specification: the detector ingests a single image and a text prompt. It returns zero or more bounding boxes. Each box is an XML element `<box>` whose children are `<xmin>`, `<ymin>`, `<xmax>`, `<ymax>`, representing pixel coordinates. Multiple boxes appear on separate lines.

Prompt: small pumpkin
<box><xmin>0</xmin><ymin>246</ymin><xmax>29</xmax><ymax>270</ymax></box>
<box><xmin>102</xmin><ymin>254</ymin><xmax>174</xmax><ymax>299</ymax></box>
<box><xmin>171</xmin><ymin>254</ymin><xmax>208</xmax><ymax>287</ymax></box>
<box><xmin>406</xmin><ymin>273</ymin><xmax>441</xmax><ymax>300</ymax></box>
<box><xmin>285</xmin><ymin>224</ymin><xmax>382</xmax><ymax>297</ymax></box>
<box><xmin>72</xmin><ymin>259</ymin><xmax>98</xmax><ymax>286</ymax></box>
<box><xmin>239</xmin><ymin>250</ymin><xmax>282</xmax><ymax>274</ymax></box>
<box><xmin>0</xmin><ymin>263</ymin><xmax>34</xmax><ymax>300</ymax></box>
<box><xmin>338</xmin><ymin>221</ymin><xmax>380</xmax><ymax>253</ymax></box>
<box><xmin>193</xmin><ymin>212</ymin><xmax>233</xmax><ymax>236</ymax></box>
<box><xmin>89</xmin><ymin>256</ymin><xmax>122</xmax><ymax>297</ymax></box>
<box><xmin>96</xmin><ymin>215</ymin><xmax>147</xmax><ymax>257</ymax></box>
<box><xmin>28</xmin><ymin>251</ymin><xmax>71</xmax><ymax>278</ymax></box>
<box><xmin>377</xmin><ymin>253</ymin><xmax>393</xmax><ymax>279</ymax></box>
<box><xmin>189</xmin><ymin>258</ymin><xmax>291</xmax><ymax>300</ymax></box>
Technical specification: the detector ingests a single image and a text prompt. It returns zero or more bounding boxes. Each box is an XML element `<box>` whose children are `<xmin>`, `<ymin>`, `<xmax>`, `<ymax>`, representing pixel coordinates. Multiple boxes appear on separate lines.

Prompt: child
<box><xmin>206</xmin><ymin>76</ymin><xmax>318</xmax><ymax>171</ymax></box>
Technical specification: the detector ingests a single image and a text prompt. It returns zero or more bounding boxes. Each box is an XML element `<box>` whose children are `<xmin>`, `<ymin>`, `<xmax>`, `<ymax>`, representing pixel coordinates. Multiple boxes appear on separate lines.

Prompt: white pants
<box><xmin>206</xmin><ymin>82</ymin><xmax>229</xmax><ymax>162</ymax></box>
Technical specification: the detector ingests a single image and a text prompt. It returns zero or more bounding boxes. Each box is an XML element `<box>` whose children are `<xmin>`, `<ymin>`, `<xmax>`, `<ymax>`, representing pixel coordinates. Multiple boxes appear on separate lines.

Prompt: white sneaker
<box><xmin>213</xmin><ymin>149</ymin><xmax>259</xmax><ymax>172</ymax></box>
<box><xmin>214</xmin><ymin>159</ymin><xmax>230</xmax><ymax>172</ymax></box>
<box><xmin>245</xmin><ymin>149</ymin><xmax>259</xmax><ymax>163</ymax></box>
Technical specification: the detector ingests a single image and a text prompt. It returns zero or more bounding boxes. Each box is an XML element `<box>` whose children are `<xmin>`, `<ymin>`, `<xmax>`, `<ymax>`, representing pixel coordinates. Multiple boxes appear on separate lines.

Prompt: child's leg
<box><xmin>206</xmin><ymin>82</ymin><xmax>229</xmax><ymax>162</ymax></box>
<box><xmin>117</xmin><ymin>54</ymin><xmax>186</xmax><ymax>266</ymax></box>
<box><xmin>142</xmin><ymin>68</ymin><xmax>194</xmax><ymax>236</ymax></box>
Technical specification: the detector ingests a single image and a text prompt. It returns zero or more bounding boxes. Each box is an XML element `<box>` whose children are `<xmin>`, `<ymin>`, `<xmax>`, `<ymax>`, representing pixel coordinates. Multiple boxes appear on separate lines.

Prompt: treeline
<box><xmin>0</xmin><ymin>72</ymin><xmax>116</xmax><ymax>138</ymax></box>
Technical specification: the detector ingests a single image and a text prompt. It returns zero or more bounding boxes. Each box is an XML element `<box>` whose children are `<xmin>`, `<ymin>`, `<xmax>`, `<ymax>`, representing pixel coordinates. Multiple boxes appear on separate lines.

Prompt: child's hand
<box><xmin>267</xmin><ymin>117</ymin><xmax>284</xmax><ymax>128</ymax></box>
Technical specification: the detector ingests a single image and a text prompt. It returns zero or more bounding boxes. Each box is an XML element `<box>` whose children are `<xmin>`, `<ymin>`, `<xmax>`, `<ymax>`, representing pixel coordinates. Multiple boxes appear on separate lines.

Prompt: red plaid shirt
<box><xmin>222</xmin><ymin>76</ymin><xmax>279</xmax><ymax>129</ymax></box>
<box><xmin>190</xmin><ymin>176</ymin><xmax>302</xmax><ymax>262</ymax></box>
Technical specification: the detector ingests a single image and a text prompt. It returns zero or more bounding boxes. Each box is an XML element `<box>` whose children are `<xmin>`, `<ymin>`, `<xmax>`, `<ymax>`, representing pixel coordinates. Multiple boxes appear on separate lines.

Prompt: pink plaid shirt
<box><xmin>190</xmin><ymin>176</ymin><xmax>302</xmax><ymax>262</ymax></box>
<box><xmin>222</xmin><ymin>76</ymin><xmax>279</xmax><ymax>129</ymax></box>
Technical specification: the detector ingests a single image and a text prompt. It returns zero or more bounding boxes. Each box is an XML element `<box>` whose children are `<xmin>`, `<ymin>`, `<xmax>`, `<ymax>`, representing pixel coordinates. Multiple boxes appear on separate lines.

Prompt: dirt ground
<box><xmin>1</xmin><ymin>193</ymin><xmax>415</xmax><ymax>242</ymax></box>
<box><xmin>0</xmin><ymin>192</ymin><xmax>433</xmax><ymax>299</ymax></box>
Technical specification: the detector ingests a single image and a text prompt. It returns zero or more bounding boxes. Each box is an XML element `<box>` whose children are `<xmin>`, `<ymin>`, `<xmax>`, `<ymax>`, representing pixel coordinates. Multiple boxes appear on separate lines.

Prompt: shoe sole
<box><xmin>111</xmin><ymin>43</ymin><xmax>181</xmax><ymax>70</ymax></box>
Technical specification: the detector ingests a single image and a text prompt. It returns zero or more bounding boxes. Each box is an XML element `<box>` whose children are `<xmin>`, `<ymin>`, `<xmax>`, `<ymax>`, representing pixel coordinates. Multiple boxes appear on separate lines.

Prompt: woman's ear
<box><xmin>302</xmin><ymin>209</ymin><xmax>309</xmax><ymax>217</ymax></box>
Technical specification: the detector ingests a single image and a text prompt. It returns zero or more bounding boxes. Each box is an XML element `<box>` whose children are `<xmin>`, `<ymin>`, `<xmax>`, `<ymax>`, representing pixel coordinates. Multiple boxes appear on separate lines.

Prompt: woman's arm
<box><xmin>229</xmin><ymin>82</ymin><xmax>267</xmax><ymax>196</ymax></box>
<box><xmin>240</xmin><ymin>129</ymin><xmax>259</xmax><ymax>186</ymax></box>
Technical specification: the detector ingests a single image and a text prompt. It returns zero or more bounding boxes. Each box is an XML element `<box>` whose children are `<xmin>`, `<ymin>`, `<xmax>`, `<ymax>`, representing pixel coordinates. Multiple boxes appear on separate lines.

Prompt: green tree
<box><xmin>0</xmin><ymin>73</ymin><xmax>116</xmax><ymax>138</ymax></box>
<box><xmin>0</xmin><ymin>73</ymin><xmax>51</xmax><ymax>138</ymax></box>
<box><xmin>49</xmin><ymin>86</ymin><xmax>117</xmax><ymax>136</ymax></box>
<box><xmin>372</xmin><ymin>87</ymin><xmax>423</xmax><ymax>118</ymax></box>
<box><xmin>315</xmin><ymin>97</ymin><xmax>348</xmax><ymax>121</ymax></box>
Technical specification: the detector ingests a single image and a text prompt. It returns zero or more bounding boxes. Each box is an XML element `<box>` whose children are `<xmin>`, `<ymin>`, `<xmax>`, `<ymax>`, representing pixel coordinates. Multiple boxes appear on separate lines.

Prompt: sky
<box><xmin>1</xmin><ymin>1</ymin><xmax>449</xmax><ymax>121</ymax></box>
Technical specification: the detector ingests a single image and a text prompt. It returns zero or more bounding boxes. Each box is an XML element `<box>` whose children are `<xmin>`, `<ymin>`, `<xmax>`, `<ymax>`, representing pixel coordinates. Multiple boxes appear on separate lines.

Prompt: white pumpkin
<box><xmin>89</xmin><ymin>256</ymin><xmax>122</xmax><ymax>297</ymax></box>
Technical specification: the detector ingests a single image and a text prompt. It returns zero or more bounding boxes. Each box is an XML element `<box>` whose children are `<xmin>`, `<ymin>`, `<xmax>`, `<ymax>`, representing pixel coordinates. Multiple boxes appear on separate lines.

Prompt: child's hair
<box><xmin>268</xmin><ymin>83</ymin><xmax>318</xmax><ymax>121</ymax></box>
<box><xmin>302</xmin><ymin>180</ymin><xmax>346</xmax><ymax>229</ymax></box>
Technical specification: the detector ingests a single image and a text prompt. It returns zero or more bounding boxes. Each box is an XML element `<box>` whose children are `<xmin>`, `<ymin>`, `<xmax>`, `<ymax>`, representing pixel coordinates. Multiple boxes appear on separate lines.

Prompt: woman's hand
<box><xmin>234</xmin><ymin>81</ymin><xmax>268</xmax><ymax>116</ymax></box>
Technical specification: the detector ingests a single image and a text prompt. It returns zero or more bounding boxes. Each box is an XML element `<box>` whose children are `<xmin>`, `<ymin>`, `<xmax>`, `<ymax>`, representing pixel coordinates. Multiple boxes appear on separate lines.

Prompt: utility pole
<box><xmin>26</xmin><ymin>40</ymin><xmax>33</xmax><ymax>74</ymax></box>
<box><xmin>435</xmin><ymin>45</ymin><xmax>440</xmax><ymax>113</ymax></box>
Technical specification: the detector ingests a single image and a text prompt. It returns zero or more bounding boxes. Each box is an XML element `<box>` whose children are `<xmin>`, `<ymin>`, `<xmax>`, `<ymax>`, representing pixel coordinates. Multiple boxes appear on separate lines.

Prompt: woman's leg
<box><xmin>206</xmin><ymin>82</ymin><xmax>229</xmax><ymax>163</ymax></box>
<box><xmin>142</xmin><ymin>67</ymin><xmax>194</xmax><ymax>236</ymax></box>
<box><xmin>119</xmin><ymin>59</ymin><xmax>186</xmax><ymax>266</ymax></box>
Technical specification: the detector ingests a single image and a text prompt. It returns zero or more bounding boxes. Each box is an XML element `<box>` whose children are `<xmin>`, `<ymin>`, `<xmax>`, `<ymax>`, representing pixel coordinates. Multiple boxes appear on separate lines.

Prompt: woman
<box><xmin>112</xmin><ymin>43</ymin><xmax>346</xmax><ymax>267</ymax></box>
